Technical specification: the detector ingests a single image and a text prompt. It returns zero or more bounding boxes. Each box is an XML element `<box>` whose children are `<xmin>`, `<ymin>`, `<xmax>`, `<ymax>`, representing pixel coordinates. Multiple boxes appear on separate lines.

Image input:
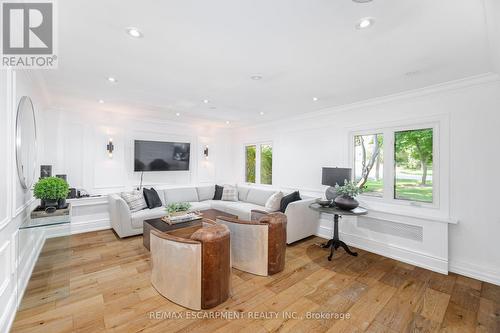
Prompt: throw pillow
<box><xmin>213</xmin><ymin>185</ymin><xmax>224</xmax><ymax>200</ymax></box>
<box><xmin>121</xmin><ymin>190</ymin><xmax>147</xmax><ymax>212</ymax></box>
<box><xmin>222</xmin><ymin>185</ymin><xmax>238</xmax><ymax>201</ymax></box>
<box><xmin>143</xmin><ymin>188</ymin><xmax>162</xmax><ymax>209</ymax></box>
<box><xmin>265</xmin><ymin>191</ymin><xmax>284</xmax><ymax>212</ymax></box>
<box><xmin>280</xmin><ymin>191</ymin><xmax>301</xmax><ymax>213</ymax></box>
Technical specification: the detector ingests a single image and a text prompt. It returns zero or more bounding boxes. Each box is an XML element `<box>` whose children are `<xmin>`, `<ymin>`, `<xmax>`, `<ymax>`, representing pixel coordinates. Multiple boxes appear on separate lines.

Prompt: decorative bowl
<box><xmin>317</xmin><ymin>199</ymin><xmax>333</xmax><ymax>207</ymax></box>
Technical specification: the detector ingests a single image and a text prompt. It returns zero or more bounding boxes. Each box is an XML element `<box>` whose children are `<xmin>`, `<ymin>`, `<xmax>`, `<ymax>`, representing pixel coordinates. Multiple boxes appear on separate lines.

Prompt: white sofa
<box><xmin>108</xmin><ymin>185</ymin><xmax>319</xmax><ymax>244</ymax></box>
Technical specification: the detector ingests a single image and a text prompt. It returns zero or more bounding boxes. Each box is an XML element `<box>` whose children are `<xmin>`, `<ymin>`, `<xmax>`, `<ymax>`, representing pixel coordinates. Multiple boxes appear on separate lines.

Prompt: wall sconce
<box><xmin>203</xmin><ymin>145</ymin><xmax>209</xmax><ymax>159</ymax></box>
<box><xmin>107</xmin><ymin>138</ymin><xmax>114</xmax><ymax>158</ymax></box>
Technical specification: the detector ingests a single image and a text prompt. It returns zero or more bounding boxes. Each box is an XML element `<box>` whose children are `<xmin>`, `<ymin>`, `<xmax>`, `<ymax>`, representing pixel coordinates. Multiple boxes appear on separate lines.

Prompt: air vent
<box><xmin>357</xmin><ymin>217</ymin><xmax>423</xmax><ymax>242</ymax></box>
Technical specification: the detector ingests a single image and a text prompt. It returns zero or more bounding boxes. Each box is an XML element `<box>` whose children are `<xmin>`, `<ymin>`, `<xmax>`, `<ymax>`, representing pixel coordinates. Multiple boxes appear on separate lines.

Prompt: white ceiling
<box><xmin>38</xmin><ymin>0</ymin><xmax>494</xmax><ymax>126</ymax></box>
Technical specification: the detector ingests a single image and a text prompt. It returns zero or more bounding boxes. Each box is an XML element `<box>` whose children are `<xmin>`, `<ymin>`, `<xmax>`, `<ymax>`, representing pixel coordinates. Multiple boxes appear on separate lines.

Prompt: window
<box><xmin>245</xmin><ymin>143</ymin><xmax>273</xmax><ymax>185</ymax></box>
<box><xmin>351</xmin><ymin>125</ymin><xmax>436</xmax><ymax>206</ymax></box>
<box><xmin>394</xmin><ymin>128</ymin><xmax>433</xmax><ymax>203</ymax></box>
<box><xmin>260</xmin><ymin>144</ymin><xmax>273</xmax><ymax>185</ymax></box>
<box><xmin>245</xmin><ymin>145</ymin><xmax>256</xmax><ymax>183</ymax></box>
<box><xmin>354</xmin><ymin>134</ymin><xmax>384</xmax><ymax>197</ymax></box>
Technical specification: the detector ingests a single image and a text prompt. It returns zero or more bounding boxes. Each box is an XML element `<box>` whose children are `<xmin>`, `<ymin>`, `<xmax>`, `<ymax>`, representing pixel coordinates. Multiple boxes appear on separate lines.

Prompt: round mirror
<box><xmin>16</xmin><ymin>96</ymin><xmax>37</xmax><ymax>189</ymax></box>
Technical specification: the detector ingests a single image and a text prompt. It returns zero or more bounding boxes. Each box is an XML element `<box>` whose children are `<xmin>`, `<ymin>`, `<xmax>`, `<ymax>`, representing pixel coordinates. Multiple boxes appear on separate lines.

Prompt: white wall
<box><xmin>485</xmin><ymin>0</ymin><xmax>500</xmax><ymax>73</ymax></box>
<box><xmin>230</xmin><ymin>74</ymin><xmax>500</xmax><ymax>284</ymax></box>
<box><xmin>40</xmin><ymin>108</ymin><xmax>233</xmax><ymax>195</ymax></box>
<box><xmin>0</xmin><ymin>70</ymin><xmax>49</xmax><ymax>333</ymax></box>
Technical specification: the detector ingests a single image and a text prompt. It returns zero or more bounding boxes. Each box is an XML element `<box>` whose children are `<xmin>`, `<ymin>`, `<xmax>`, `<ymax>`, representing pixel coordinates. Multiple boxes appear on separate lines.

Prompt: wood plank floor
<box><xmin>11</xmin><ymin>230</ymin><xmax>500</xmax><ymax>333</ymax></box>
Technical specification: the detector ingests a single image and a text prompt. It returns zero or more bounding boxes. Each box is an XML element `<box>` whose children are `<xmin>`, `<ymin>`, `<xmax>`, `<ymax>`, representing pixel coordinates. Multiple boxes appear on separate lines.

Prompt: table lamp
<box><xmin>322</xmin><ymin>167</ymin><xmax>352</xmax><ymax>200</ymax></box>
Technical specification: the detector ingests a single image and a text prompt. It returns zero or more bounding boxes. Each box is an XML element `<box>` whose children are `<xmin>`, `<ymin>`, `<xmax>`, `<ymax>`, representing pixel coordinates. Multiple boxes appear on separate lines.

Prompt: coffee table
<box><xmin>143</xmin><ymin>209</ymin><xmax>237</xmax><ymax>250</ymax></box>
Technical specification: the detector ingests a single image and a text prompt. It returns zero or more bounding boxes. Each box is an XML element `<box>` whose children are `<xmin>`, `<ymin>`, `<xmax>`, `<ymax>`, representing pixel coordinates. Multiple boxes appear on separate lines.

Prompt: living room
<box><xmin>1</xmin><ymin>0</ymin><xmax>500</xmax><ymax>332</ymax></box>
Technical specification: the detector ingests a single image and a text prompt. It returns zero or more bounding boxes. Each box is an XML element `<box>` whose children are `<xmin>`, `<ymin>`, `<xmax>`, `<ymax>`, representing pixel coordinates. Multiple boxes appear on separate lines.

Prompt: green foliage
<box><xmin>165</xmin><ymin>202</ymin><xmax>192</xmax><ymax>214</ymax></box>
<box><xmin>395</xmin><ymin>129</ymin><xmax>433</xmax><ymax>167</ymax></box>
<box><xmin>33</xmin><ymin>177</ymin><xmax>69</xmax><ymax>200</ymax></box>
<box><xmin>260</xmin><ymin>145</ymin><xmax>272</xmax><ymax>185</ymax></box>
<box><xmin>335</xmin><ymin>180</ymin><xmax>363</xmax><ymax>198</ymax></box>
<box><xmin>245</xmin><ymin>145</ymin><xmax>256</xmax><ymax>183</ymax></box>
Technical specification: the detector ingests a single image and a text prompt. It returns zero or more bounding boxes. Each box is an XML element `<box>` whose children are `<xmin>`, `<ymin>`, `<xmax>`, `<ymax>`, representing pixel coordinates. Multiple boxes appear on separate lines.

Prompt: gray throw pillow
<box><xmin>121</xmin><ymin>190</ymin><xmax>147</xmax><ymax>212</ymax></box>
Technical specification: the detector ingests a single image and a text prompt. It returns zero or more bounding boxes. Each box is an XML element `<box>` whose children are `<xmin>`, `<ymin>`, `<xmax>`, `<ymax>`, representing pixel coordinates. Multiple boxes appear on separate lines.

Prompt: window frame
<box><xmin>243</xmin><ymin>141</ymin><xmax>273</xmax><ymax>186</ymax></box>
<box><xmin>349</xmin><ymin>121</ymin><xmax>440</xmax><ymax>210</ymax></box>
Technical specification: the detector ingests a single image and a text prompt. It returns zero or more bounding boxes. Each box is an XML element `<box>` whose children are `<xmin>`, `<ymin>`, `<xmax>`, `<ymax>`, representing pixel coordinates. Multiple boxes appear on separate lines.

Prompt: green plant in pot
<box><xmin>33</xmin><ymin>177</ymin><xmax>70</xmax><ymax>209</ymax></box>
<box><xmin>334</xmin><ymin>180</ymin><xmax>363</xmax><ymax>211</ymax></box>
<box><xmin>165</xmin><ymin>202</ymin><xmax>192</xmax><ymax>217</ymax></box>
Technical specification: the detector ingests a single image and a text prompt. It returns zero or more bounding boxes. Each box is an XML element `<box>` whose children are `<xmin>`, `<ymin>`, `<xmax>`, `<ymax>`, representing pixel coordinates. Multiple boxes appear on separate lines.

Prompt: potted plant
<box><xmin>334</xmin><ymin>180</ymin><xmax>363</xmax><ymax>211</ymax></box>
<box><xmin>165</xmin><ymin>202</ymin><xmax>192</xmax><ymax>217</ymax></box>
<box><xmin>33</xmin><ymin>177</ymin><xmax>70</xmax><ymax>209</ymax></box>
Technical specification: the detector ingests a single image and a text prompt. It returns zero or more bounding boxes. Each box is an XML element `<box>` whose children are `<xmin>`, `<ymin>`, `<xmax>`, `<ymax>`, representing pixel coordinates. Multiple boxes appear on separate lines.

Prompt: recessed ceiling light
<box><xmin>356</xmin><ymin>17</ymin><xmax>374</xmax><ymax>29</ymax></box>
<box><xmin>312</xmin><ymin>97</ymin><xmax>319</xmax><ymax>102</ymax></box>
<box><xmin>175</xmin><ymin>112</ymin><xmax>180</xmax><ymax>116</ymax></box>
<box><xmin>225</xmin><ymin>121</ymin><xmax>230</xmax><ymax>125</ymax></box>
<box><xmin>259</xmin><ymin>111</ymin><xmax>265</xmax><ymax>116</ymax></box>
<box><xmin>203</xmin><ymin>99</ymin><xmax>210</xmax><ymax>104</ymax></box>
<box><xmin>250</xmin><ymin>75</ymin><xmax>263</xmax><ymax>80</ymax></box>
<box><xmin>126</xmin><ymin>27</ymin><xmax>143</xmax><ymax>38</ymax></box>
<box><xmin>98</xmin><ymin>99</ymin><xmax>105</xmax><ymax>104</ymax></box>
<box><xmin>107</xmin><ymin>76</ymin><xmax>117</xmax><ymax>83</ymax></box>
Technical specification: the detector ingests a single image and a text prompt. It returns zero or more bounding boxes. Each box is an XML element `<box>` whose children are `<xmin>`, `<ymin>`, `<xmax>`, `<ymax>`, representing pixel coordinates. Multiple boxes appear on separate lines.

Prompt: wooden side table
<box><xmin>309</xmin><ymin>203</ymin><xmax>367</xmax><ymax>261</ymax></box>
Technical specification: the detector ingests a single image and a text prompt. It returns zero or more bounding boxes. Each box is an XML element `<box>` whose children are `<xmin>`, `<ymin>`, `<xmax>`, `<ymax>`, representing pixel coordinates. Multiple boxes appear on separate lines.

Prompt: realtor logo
<box><xmin>1</xmin><ymin>0</ymin><xmax>57</xmax><ymax>68</ymax></box>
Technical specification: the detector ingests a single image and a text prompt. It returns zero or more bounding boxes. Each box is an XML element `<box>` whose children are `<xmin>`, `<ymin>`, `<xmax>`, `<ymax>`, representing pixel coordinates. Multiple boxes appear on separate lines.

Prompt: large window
<box><xmin>352</xmin><ymin>125</ymin><xmax>436</xmax><ymax>205</ymax></box>
<box><xmin>245</xmin><ymin>143</ymin><xmax>272</xmax><ymax>185</ymax></box>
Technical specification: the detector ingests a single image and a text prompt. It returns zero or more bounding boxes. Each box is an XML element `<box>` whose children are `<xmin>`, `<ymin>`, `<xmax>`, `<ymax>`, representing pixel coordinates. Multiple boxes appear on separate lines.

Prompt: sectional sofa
<box><xmin>108</xmin><ymin>185</ymin><xmax>319</xmax><ymax>244</ymax></box>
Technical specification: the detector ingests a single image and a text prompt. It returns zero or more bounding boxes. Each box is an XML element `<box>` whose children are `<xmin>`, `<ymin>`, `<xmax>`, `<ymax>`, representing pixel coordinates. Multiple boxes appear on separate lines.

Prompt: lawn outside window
<box><xmin>350</xmin><ymin>122</ymin><xmax>439</xmax><ymax>209</ymax></box>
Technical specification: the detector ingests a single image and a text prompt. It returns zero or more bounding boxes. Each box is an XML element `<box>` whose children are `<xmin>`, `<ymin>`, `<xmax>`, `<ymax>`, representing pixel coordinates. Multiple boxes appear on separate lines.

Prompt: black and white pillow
<box><xmin>121</xmin><ymin>190</ymin><xmax>147</xmax><ymax>212</ymax></box>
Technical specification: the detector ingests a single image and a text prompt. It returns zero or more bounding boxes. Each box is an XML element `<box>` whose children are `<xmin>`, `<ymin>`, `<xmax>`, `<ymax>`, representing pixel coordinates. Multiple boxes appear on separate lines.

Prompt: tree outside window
<box><xmin>394</xmin><ymin>128</ymin><xmax>433</xmax><ymax>203</ymax></box>
<box><xmin>354</xmin><ymin>134</ymin><xmax>384</xmax><ymax>197</ymax></box>
<box><xmin>245</xmin><ymin>145</ymin><xmax>256</xmax><ymax>183</ymax></box>
<box><xmin>260</xmin><ymin>144</ymin><xmax>273</xmax><ymax>185</ymax></box>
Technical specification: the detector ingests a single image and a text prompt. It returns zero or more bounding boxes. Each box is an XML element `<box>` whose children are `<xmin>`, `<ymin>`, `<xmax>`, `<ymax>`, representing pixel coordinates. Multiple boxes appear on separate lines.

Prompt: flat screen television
<box><xmin>134</xmin><ymin>140</ymin><xmax>190</xmax><ymax>172</ymax></box>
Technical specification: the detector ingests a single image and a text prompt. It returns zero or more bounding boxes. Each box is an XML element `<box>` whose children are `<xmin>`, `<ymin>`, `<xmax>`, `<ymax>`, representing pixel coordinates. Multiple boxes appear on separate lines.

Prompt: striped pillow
<box><xmin>121</xmin><ymin>190</ymin><xmax>147</xmax><ymax>212</ymax></box>
<box><xmin>221</xmin><ymin>185</ymin><xmax>238</xmax><ymax>201</ymax></box>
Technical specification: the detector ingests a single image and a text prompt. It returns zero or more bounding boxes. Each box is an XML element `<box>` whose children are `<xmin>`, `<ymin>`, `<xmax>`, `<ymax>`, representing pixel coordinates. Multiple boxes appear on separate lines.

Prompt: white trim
<box><xmin>70</xmin><ymin>218</ymin><xmax>111</xmax><ymax>235</ymax></box>
<box><xmin>237</xmin><ymin>72</ymin><xmax>500</xmax><ymax>130</ymax></box>
<box><xmin>0</xmin><ymin>285</ymin><xmax>17</xmax><ymax>333</ymax></box>
<box><xmin>243</xmin><ymin>141</ymin><xmax>274</xmax><ymax>185</ymax></box>
<box><xmin>449</xmin><ymin>260</ymin><xmax>500</xmax><ymax>286</ymax></box>
<box><xmin>316</xmin><ymin>226</ymin><xmax>448</xmax><ymax>274</ymax></box>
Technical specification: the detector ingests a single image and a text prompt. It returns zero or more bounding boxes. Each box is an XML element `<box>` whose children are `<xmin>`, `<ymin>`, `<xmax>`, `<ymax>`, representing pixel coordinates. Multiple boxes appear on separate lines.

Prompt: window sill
<box><xmin>357</xmin><ymin>196</ymin><xmax>457</xmax><ymax>224</ymax></box>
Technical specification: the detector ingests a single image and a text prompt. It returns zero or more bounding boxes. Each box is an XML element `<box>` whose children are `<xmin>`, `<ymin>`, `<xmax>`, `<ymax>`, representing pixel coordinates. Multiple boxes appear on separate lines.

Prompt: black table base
<box><xmin>322</xmin><ymin>214</ymin><xmax>358</xmax><ymax>261</ymax></box>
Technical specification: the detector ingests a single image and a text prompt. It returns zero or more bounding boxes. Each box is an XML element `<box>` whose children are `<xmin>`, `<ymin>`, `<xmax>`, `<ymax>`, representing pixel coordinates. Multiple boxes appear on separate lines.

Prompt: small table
<box><xmin>309</xmin><ymin>203</ymin><xmax>368</xmax><ymax>261</ymax></box>
<box><xmin>143</xmin><ymin>209</ymin><xmax>237</xmax><ymax>250</ymax></box>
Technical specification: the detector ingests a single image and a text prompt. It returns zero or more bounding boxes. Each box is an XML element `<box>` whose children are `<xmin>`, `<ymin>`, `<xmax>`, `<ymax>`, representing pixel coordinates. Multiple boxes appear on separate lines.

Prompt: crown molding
<box><xmin>237</xmin><ymin>72</ymin><xmax>500</xmax><ymax>130</ymax></box>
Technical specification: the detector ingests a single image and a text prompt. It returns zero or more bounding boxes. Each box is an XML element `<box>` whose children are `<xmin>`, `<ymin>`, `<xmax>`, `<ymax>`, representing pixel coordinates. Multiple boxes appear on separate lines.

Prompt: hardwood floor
<box><xmin>12</xmin><ymin>230</ymin><xmax>500</xmax><ymax>333</ymax></box>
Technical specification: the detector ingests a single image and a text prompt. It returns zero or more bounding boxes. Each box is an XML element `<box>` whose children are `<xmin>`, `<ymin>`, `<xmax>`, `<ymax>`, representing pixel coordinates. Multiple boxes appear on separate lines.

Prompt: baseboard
<box><xmin>449</xmin><ymin>260</ymin><xmax>500</xmax><ymax>286</ymax></box>
<box><xmin>16</xmin><ymin>232</ymin><xmax>45</xmax><ymax>308</ymax></box>
<box><xmin>70</xmin><ymin>218</ymin><xmax>111</xmax><ymax>235</ymax></box>
<box><xmin>316</xmin><ymin>226</ymin><xmax>448</xmax><ymax>274</ymax></box>
<box><xmin>0</xmin><ymin>285</ymin><xmax>17</xmax><ymax>333</ymax></box>
<box><xmin>1</xmin><ymin>230</ymin><xmax>45</xmax><ymax>333</ymax></box>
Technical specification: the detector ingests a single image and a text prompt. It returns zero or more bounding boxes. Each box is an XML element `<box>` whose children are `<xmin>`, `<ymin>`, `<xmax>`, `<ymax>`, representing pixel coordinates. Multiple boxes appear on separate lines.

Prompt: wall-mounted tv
<box><xmin>134</xmin><ymin>140</ymin><xmax>190</xmax><ymax>172</ymax></box>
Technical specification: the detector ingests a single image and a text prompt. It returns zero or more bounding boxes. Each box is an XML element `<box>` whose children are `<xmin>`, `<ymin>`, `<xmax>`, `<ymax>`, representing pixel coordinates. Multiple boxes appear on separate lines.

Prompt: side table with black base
<box><xmin>309</xmin><ymin>203</ymin><xmax>368</xmax><ymax>261</ymax></box>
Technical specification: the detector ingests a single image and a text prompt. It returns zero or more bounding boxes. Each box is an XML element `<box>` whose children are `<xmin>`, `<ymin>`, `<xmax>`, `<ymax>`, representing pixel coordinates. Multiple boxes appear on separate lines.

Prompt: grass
<box><xmin>362</xmin><ymin>178</ymin><xmax>433</xmax><ymax>203</ymax></box>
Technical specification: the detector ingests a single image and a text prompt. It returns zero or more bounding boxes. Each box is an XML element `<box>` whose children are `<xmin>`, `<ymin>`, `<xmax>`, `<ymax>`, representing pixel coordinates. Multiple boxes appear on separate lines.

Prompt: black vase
<box><xmin>42</xmin><ymin>199</ymin><xmax>59</xmax><ymax>209</ymax></box>
<box><xmin>334</xmin><ymin>196</ymin><xmax>359</xmax><ymax>211</ymax></box>
<box><xmin>58</xmin><ymin>198</ymin><xmax>66</xmax><ymax>209</ymax></box>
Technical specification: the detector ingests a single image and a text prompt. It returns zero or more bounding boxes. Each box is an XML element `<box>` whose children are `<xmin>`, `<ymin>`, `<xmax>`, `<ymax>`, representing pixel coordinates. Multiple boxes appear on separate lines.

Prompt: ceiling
<box><xmin>38</xmin><ymin>0</ymin><xmax>494</xmax><ymax>126</ymax></box>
